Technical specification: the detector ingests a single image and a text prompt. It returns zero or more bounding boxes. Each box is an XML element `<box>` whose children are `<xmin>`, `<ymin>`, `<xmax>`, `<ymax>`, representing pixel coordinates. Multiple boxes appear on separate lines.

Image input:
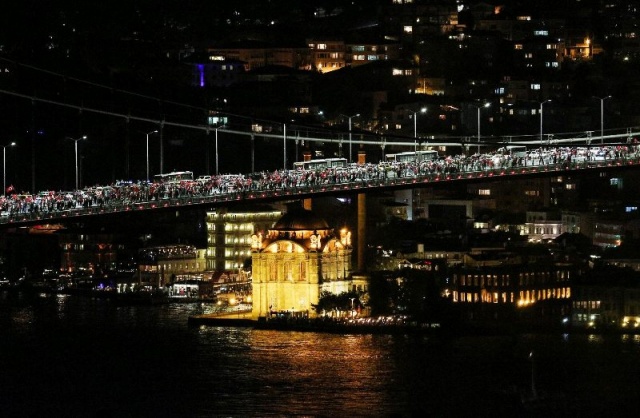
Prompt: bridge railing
<box><xmin>2</xmin><ymin>153</ymin><xmax>640</xmax><ymax>225</ymax></box>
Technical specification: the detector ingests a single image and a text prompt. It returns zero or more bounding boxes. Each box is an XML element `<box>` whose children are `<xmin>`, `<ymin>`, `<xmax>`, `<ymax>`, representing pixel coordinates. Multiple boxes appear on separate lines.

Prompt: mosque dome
<box><xmin>272</xmin><ymin>208</ymin><xmax>330</xmax><ymax>231</ymax></box>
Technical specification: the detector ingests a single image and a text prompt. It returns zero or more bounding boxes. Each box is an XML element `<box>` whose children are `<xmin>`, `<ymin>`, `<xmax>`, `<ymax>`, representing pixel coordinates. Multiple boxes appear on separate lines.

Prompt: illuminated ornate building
<box><xmin>251</xmin><ymin>208</ymin><xmax>353</xmax><ymax>319</ymax></box>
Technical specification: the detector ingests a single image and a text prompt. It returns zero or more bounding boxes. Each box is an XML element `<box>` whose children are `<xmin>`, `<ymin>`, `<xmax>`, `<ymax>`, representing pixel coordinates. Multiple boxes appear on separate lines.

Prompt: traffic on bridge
<box><xmin>2</xmin><ymin>143</ymin><xmax>639</xmax><ymax>226</ymax></box>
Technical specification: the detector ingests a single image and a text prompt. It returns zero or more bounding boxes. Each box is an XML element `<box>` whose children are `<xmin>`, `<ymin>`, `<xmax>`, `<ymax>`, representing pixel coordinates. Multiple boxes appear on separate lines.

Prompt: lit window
<box><xmin>403</xmin><ymin>26</ymin><xmax>413</xmax><ymax>34</ymax></box>
<box><xmin>530</xmin><ymin>83</ymin><xmax>541</xmax><ymax>90</ymax></box>
<box><xmin>479</xmin><ymin>189</ymin><xmax>491</xmax><ymax>196</ymax></box>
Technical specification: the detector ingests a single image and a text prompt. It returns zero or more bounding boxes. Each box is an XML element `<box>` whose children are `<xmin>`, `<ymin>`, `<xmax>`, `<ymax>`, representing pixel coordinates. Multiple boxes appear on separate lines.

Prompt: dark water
<box><xmin>2</xmin><ymin>292</ymin><xmax>640</xmax><ymax>418</ymax></box>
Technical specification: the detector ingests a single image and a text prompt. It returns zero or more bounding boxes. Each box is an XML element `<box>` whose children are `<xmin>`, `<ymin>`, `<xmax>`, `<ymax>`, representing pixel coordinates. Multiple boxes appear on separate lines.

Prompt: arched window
<box><xmin>284</xmin><ymin>261</ymin><xmax>292</xmax><ymax>281</ymax></box>
<box><xmin>299</xmin><ymin>261</ymin><xmax>307</xmax><ymax>281</ymax></box>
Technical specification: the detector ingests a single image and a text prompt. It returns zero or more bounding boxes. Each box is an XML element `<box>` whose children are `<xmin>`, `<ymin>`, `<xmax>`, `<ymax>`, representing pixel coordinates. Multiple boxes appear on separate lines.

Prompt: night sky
<box><xmin>0</xmin><ymin>1</ymin><xmax>387</xmax><ymax>191</ymax></box>
<box><xmin>1</xmin><ymin>1</ymin><xmax>638</xmax><ymax>191</ymax></box>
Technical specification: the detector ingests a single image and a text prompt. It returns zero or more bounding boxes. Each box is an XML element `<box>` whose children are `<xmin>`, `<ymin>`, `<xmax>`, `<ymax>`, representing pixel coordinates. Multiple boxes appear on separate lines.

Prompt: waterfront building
<box><xmin>572</xmin><ymin>278</ymin><xmax>640</xmax><ymax>329</ymax></box>
<box><xmin>205</xmin><ymin>206</ymin><xmax>284</xmax><ymax>273</ymax></box>
<box><xmin>251</xmin><ymin>208</ymin><xmax>353</xmax><ymax>319</ymax></box>
<box><xmin>139</xmin><ymin>244</ymin><xmax>207</xmax><ymax>287</ymax></box>
<box><xmin>58</xmin><ymin>229</ymin><xmax>124</xmax><ymax>276</ymax></box>
<box><xmin>446</xmin><ymin>248</ymin><xmax>574</xmax><ymax>321</ymax></box>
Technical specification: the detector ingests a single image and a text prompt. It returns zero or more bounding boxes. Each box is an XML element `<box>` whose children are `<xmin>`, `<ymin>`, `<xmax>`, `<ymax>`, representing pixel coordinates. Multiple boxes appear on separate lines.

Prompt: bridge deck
<box><xmin>2</xmin><ymin>155</ymin><xmax>638</xmax><ymax>227</ymax></box>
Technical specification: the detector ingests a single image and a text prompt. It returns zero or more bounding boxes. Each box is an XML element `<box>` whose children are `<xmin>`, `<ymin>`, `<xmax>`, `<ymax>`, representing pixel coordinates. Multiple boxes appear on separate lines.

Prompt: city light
<box><xmin>66</xmin><ymin>135</ymin><xmax>87</xmax><ymax>190</ymax></box>
<box><xmin>471</xmin><ymin>102</ymin><xmax>491</xmax><ymax>153</ymax></box>
<box><xmin>539</xmin><ymin>100</ymin><xmax>552</xmax><ymax>144</ymax></box>
<box><xmin>412</xmin><ymin>107</ymin><xmax>428</xmax><ymax>151</ymax></box>
<box><xmin>2</xmin><ymin>141</ymin><xmax>16</xmax><ymax>197</ymax></box>
<box><xmin>340</xmin><ymin>113</ymin><xmax>360</xmax><ymax>162</ymax></box>
<box><xmin>145</xmin><ymin>130</ymin><xmax>158</xmax><ymax>182</ymax></box>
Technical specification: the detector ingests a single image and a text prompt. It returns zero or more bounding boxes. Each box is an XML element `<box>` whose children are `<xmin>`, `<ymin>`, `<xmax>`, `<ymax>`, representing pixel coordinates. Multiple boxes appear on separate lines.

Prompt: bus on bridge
<box><xmin>293</xmin><ymin>158</ymin><xmax>348</xmax><ymax>171</ymax></box>
<box><xmin>153</xmin><ymin>171</ymin><xmax>194</xmax><ymax>184</ymax></box>
<box><xmin>386</xmin><ymin>150</ymin><xmax>440</xmax><ymax>163</ymax></box>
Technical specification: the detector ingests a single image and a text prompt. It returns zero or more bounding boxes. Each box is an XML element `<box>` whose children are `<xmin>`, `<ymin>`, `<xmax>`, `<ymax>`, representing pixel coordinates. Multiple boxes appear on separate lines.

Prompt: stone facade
<box><xmin>251</xmin><ymin>208</ymin><xmax>352</xmax><ymax>319</ymax></box>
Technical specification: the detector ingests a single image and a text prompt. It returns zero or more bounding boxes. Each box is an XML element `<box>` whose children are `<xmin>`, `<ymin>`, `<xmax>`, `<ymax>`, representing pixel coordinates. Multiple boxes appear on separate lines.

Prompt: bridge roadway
<box><xmin>3</xmin><ymin>147</ymin><xmax>640</xmax><ymax>228</ymax></box>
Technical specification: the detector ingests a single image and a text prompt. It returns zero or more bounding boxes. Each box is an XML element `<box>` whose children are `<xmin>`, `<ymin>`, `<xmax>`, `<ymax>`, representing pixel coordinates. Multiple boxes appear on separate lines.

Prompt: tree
<box><xmin>312</xmin><ymin>290</ymin><xmax>361</xmax><ymax>316</ymax></box>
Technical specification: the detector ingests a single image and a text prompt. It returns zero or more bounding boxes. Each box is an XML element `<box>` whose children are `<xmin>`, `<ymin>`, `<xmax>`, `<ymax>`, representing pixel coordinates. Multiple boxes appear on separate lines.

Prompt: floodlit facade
<box><xmin>251</xmin><ymin>208</ymin><xmax>353</xmax><ymax>319</ymax></box>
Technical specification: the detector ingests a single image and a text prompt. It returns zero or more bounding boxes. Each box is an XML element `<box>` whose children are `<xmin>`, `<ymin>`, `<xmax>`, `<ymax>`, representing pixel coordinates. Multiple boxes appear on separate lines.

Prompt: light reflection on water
<box><xmin>192</xmin><ymin>329</ymin><xmax>405</xmax><ymax>416</ymax></box>
<box><xmin>2</xmin><ymin>294</ymin><xmax>640</xmax><ymax>417</ymax></box>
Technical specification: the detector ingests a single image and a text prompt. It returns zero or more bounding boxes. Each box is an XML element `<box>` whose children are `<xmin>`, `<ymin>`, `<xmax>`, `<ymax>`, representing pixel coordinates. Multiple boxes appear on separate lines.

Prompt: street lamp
<box><xmin>539</xmin><ymin>100</ymin><xmax>552</xmax><ymax>144</ymax></box>
<box><xmin>145</xmin><ymin>130</ymin><xmax>158</xmax><ymax>182</ymax></box>
<box><xmin>67</xmin><ymin>135</ymin><xmax>87</xmax><ymax>190</ymax></box>
<box><xmin>2</xmin><ymin>142</ymin><xmax>16</xmax><ymax>197</ymax></box>
<box><xmin>215</xmin><ymin>125</ymin><xmax>226</xmax><ymax>175</ymax></box>
<box><xmin>413</xmin><ymin>107</ymin><xmax>427</xmax><ymax>152</ymax></box>
<box><xmin>593</xmin><ymin>95</ymin><xmax>612</xmax><ymax>144</ymax></box>
<box><xmin>340</xmin><ymin>113</ymin><xmax>360</xmax><ymax>162</ymax></box>
<box><xmin>472</xmin><ymin>102</ymin><xmax>491</xmax><ymax>153</ymax></box>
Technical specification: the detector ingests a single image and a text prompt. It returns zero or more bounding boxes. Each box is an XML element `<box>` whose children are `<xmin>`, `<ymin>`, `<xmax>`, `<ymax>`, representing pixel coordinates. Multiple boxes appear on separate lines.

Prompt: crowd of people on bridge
<box><xmin>1</xmin><ymin>144</ymin><xmax>637</xmax><ymax>221</ymax></box>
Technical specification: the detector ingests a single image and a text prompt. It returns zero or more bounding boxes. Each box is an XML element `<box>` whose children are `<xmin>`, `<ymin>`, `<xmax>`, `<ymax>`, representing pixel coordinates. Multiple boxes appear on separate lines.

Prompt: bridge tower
<box><xmin>357</xmin><ymin>150</ymin><xmax>367</xmax><ymax>273</ymax></box>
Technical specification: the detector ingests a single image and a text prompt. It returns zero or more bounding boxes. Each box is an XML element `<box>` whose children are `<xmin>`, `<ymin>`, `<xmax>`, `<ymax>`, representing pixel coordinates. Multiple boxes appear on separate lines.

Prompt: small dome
<box><xmin>272</xmin><ymin>208</ymin><xmax>330</xmax><ymax>231</ymax></box>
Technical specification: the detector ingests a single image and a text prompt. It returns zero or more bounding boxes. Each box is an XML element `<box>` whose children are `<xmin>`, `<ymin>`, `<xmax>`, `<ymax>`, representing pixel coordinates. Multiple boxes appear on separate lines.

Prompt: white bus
<box><xmin>497</xmin><ymin>145</ymin><xmax>527</xmax><ymax>158</ymax></box>
<box><xmin>153</xmin><ymin>171</ymin><xmax>194</xmax><ymax>183</ymax></box>
<box><xmin>293</xmin><ymin>158</ymin><xmax>348</xmax><ymax>170</ymax></box>
<box><xmin>385</xmin><ymin>150</ymin><xmax>439</xmax><ymax>163</ymax></box>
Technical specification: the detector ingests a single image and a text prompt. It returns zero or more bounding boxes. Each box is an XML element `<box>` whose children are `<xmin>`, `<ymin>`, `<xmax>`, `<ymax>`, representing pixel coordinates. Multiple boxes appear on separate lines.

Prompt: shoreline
<box><xmin>188</xmin><ymin>312</ymin><xmax>640</xmax><ymax>336</ymax></box>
